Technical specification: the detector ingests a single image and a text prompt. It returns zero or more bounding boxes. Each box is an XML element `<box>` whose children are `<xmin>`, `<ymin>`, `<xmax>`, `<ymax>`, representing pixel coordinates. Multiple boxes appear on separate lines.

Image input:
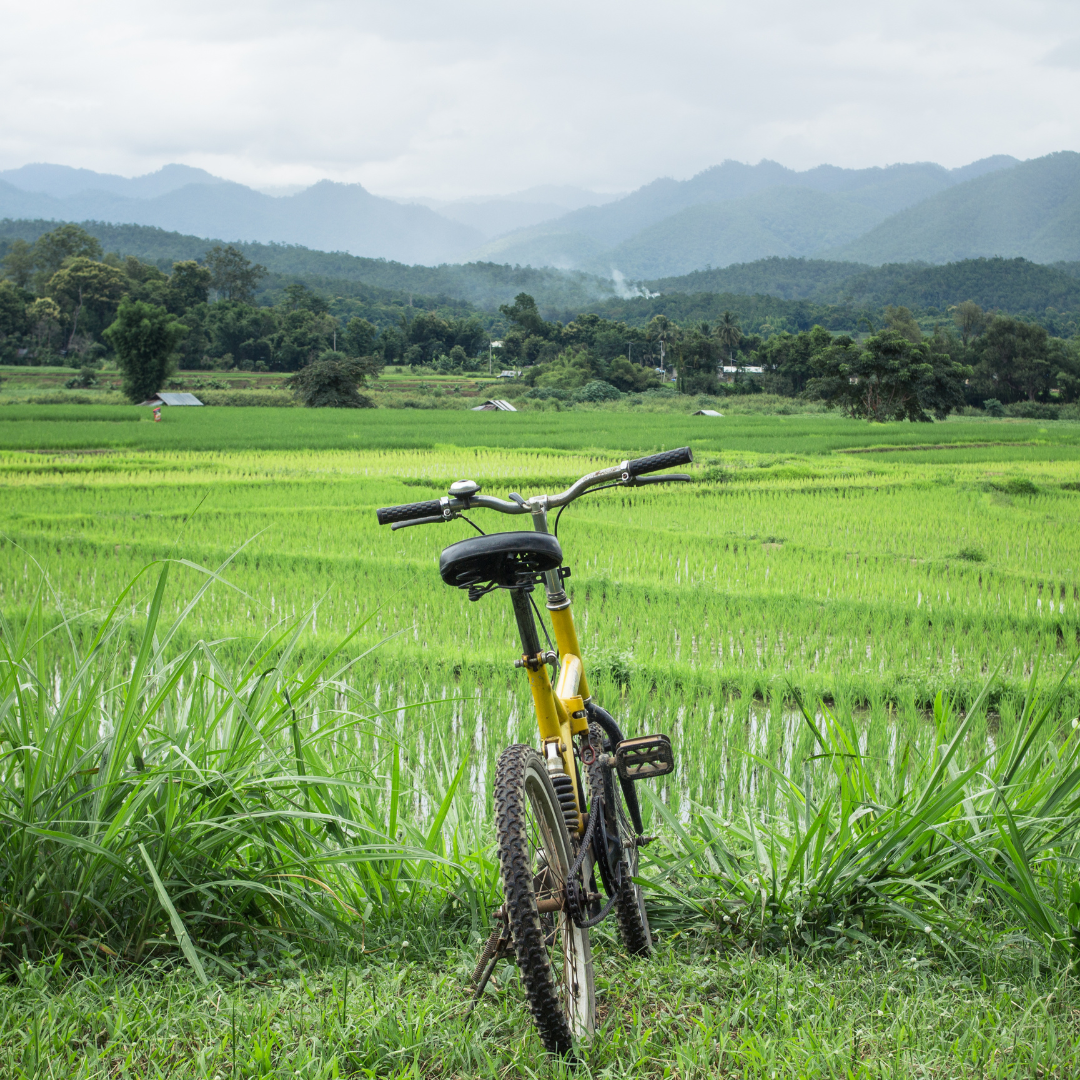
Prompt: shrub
<box><xmin>572</xmin><ymin>380</ymin><xmax>622</xmax><ymax>403</ymax></box>
<box><xmin>197</xmin><ymin>390</ymin><xmax>297</xmax><ymax>407</ymax></box>
<box><xmin>1005</xmin><ymin>401</ymin><xmax>1059</xmax><ymax>420</ymax></box>
<box><xmin>286</xmin><ymin>352</ymin><xmax>376</xmax><ymax>408</ymax></box>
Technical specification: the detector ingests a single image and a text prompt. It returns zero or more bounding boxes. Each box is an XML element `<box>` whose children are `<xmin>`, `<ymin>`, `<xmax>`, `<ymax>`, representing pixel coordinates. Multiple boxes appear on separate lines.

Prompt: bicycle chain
<box><xmin>565</xmin><ymin>791</ymin><xmax>623</xmax><ymax>929</ymax></box>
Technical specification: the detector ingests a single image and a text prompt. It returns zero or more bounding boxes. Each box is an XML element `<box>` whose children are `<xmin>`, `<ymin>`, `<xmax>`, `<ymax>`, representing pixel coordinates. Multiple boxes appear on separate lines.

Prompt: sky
<box><xmin>2</xmin><ymin>0</ymin><xmax>1079</xmax><ymax>200</ymax></box>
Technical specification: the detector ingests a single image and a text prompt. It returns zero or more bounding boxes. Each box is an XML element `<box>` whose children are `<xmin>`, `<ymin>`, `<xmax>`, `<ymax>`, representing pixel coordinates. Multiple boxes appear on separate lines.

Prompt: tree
<box><xmin>971</xmin><ymin>316</ymin><xmax>1058</xmax><ymax>403</ymax></box>
<box><xmin>0</xmin><ymin>281</ymin><xmax>31</xmax><ymax>361</ymax></box>
<box><xmin>286</xmin><ymin>352</ymin><xmax>376</xmax><ymax>407</ymax></box>
<box><xmin>47</xmin><ymin>258</ymin><xmax>127</xmax><ymax>350</ymax></box>
<box><xmin>281</xmin><ymin>282</ymin><xmax>329</xmax><ymax>314</ymax></box>
<box><xmin>33</xmin><ymin>225</ymin><xmax>103</xmax><ymax>288</ymax></box>
<box><xmin>166</xmin><ymin>261</ymin><xmax>212</xmax><ymax>314</ymax></box>
<box><xmin>715</xmin><ymin>310</ymin><xmax>741</xmax><ymax>360</ymax></box>
<box><xmin>1</xmin><ymin>239</ymin><xmax>36</xmax><ymax>289</ymax></box>
<box><xmin>677</xmin><ymin>327</ymin><xmax>719</xmax><ymax>395</ymax></box>
<box><xmin>499</xmin><ymin>293</ymin><xmax>547</xmax><ymax>337</ymax></box>
<box><xmin>204</xmin><ymin>245</ymin><xmax>267</xmax><ymax>303</ymax></box>
<box><xmin>754</xmin><ymin>325</ymin><xmax>832</xmax><ymax>394</ymax></box>
<box><xmin>103</xmin><ymin>298</ymin><xmax>189</xmax><ymax>403</ymax></box>
<box><xmin>344</xmin><ymin>317</ymin><xmax>377</xmax><ymax>357</ymax></box>
<box><xmin>25</xmin><ymin>298</ymin><xmax>62</xmax><ymax>356</ymax></box>
<box><xmin>883</xmin><ymin>305</ymin><xmax>923</xmax><ymax>344</ymax></box>
<box><xmin>951</xmin><ymin>301</ymin><xmax>988</xmax><ymax>347</ymax></box>
<box><xmin>808</xmin><ymin>330</ymin><xmax>970</xmax><ymax>422</ymax></box>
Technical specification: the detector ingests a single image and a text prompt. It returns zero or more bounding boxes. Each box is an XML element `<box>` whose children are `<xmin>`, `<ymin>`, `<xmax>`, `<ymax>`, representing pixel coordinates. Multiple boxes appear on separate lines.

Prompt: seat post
<box><xmin>509</xmin><ymin>588</ymin><xmax>542</xmax><ymax>658</ymax></box>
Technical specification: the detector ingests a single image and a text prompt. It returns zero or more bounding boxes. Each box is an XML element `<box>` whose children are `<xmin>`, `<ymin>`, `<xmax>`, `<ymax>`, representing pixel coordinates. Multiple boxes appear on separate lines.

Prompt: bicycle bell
<box><xmin>449</xmin><ymin>479</ymin><xmax>481</xmax><ymax>506</ymax></box>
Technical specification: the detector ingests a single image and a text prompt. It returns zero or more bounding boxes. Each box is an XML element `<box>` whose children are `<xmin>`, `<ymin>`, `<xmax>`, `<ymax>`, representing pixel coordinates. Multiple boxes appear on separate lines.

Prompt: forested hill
<box><xmin>2</xmin><ymin>217</ymin><xmax>1078</xmax><ymax>337</ymax></box>
<box><xmin>830</xmin><ymin>152</ymin><xmax>1080</xmax><ymax>265</ymax></box>
<box><xmin>0</xmin><ymin>219</ymin><xmax>619</xmax><ymax>314</ymax></box>
<box><xmin>647</xmin><ymin>256</ymin><xmax>1080</xmax><ymax>319</ymax></box>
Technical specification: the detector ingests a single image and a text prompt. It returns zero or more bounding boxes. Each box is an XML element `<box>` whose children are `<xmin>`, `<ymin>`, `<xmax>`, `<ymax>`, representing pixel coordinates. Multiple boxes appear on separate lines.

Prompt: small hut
<box><xmin>471</xmin><ymin>399</ymin><xmax>517</xmax><ymax>412</ymax></box>
<box><xmin>693</xmin><ymin>409</ymin><xmax>722</xmax><ymax>416</ymax></box>
<box><xmin>139</xmin><ymin>392</ymin><xmax>204</xmax><ymax>406</ymax></box>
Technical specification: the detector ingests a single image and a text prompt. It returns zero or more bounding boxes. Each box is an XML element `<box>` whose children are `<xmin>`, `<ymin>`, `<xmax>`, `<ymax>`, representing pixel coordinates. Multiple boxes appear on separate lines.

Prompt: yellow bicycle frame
<box><xmin>517</xmin><ymin>507</ymin><xmax>594</xmax><ymax>835</ymax></box>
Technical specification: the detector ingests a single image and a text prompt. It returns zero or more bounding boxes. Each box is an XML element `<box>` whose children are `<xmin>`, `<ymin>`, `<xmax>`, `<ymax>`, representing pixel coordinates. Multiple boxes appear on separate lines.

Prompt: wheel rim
<box><xmin>523</xmin><ymin>772</ymin><xmax>593</xmax><ymax>1039</ymax></box>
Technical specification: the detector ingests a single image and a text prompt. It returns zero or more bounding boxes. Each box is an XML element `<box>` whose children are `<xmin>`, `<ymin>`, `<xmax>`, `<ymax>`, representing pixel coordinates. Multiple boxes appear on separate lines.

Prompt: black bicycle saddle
<box><xmin>439</xmin><ymin>532</ymin><xmax>563</xmax><ymax>590</ymax></box>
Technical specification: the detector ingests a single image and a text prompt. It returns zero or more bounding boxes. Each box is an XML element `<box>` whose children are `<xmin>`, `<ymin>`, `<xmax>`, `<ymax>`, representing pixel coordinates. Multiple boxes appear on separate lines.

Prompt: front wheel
<box><xmin>494</xmin><ymin>744</ymin><xmax>595</xmax><ymax>1056</ymax></box>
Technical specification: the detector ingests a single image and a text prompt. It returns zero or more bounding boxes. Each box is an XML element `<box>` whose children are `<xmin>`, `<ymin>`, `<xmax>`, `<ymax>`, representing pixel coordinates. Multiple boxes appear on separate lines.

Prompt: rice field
<box><xmin>3</xmin><ymin>412</ymin><xmax>1079</xmax><ymax>826</ymax></box>
<box><xmin>2</xmin><ymin>407</ymin><xmax>1080</xmax><ymax>1076</ymax></box>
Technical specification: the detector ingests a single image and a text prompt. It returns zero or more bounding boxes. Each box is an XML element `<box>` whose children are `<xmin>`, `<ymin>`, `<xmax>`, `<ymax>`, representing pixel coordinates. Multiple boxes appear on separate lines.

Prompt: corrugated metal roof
<box><xmin>471</xmin><ymin>399</ymin><xmax>517</xmax><ymax>412</ymax></box>
<box><xmin>140</xmin><ymin>392</ymin><xmax>204</xmax><ymax>406</ymax></box>
<box><xmin>694</xmin><ymin>409</ymin><xmax>722</xmax><ymax>416</ymax></box>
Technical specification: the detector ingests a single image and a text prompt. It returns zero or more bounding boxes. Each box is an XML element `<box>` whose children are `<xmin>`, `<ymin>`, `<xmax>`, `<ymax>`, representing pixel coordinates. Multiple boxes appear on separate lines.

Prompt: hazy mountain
<box><xmin>472</xmin><ymin>156</ymin><xmax>1021</xmax><ymax>269</ymax></box>
<box><xmin>399</xmin><ymin>185</ymin><xmax>624</xmax><ymax>239</ymax></box>
<box><xmin>0</xmin><ymin>167</ymin><xmax>483</xmax><ymax>264</ymax></box>
<box><xmin>588</xmin><ymin>188</ymin><xmax>885</xmax><ymax>278</ymax></box>
<box><xmin>828</xmin><ymin>152</ymin><xmax>1080</xmax><ymax>265</ymax></box>
<box><xmin>0</xmin><ymin>162</ymin><xmax>226</xmax><ymax>199</ymax></box>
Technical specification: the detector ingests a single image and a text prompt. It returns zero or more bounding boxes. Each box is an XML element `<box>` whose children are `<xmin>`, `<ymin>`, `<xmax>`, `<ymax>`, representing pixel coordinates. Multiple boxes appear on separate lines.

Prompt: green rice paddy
<box><xmin>2</xmin><ymin>406</ymin><xmax>1080</xmax><ymax>1077</ymax></box>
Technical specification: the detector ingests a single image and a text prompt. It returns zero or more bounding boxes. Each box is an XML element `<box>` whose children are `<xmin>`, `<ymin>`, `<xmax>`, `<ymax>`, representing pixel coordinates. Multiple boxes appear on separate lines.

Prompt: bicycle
<box><xmin>376</xmin><ymin>446</ymin><xmax>693</xmax><ymax>1056</ymax></box>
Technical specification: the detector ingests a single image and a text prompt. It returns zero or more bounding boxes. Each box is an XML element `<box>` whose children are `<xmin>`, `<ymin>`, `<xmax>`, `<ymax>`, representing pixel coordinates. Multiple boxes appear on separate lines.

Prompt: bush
<box><xmin>524</xmin><ymin>387</ymin><xmax>571</xmax><ymax>402</ymax></box>
<box><xmin>286</xmin><ymin>352</ymin><xmax>376</xmax><ymax>408</ymax></box>
<box><xmin>572</xmin><ymin>380</ymin><xmax>622</xmax><ymax>403</ymax></box>
<box><xmin>1005</xmin><ymin>401</ymin><xmax>1059</xmax><ymax>420</ymax></box>
<box><xmin>197</xmin><ymin>390</ymin><xmax>297</xmax><ymax>407</ymax></box>
<box><xmin>982</xmin><ymin>398</ymin><xmax>1006</xmax><ymax>417</ymax></box>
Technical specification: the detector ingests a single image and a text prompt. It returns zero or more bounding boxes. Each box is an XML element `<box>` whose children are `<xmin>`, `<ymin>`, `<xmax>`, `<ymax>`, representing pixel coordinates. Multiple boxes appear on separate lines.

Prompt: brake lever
<box><xmin>390</xmin><ymin>514</ymin><xmax>451</xmax><ymax>531</ymax></box>
<box><xmin>624</xmin><ymin>473</ymin><xmax>692</xmax><ymax>487</ymax></box>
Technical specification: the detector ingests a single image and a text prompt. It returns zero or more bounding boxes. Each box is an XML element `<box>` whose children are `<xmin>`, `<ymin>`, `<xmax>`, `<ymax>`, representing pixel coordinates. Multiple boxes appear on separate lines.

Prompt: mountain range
<box><xmin>2</xmin><ymin>152</ymin><xmax>1080</xmax><ymax>273</ymax></box>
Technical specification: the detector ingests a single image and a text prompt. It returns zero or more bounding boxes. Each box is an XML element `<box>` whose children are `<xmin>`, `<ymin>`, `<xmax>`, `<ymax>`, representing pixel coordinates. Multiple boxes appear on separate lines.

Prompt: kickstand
<box><xmin>466</xmin><ymin>909</ymin><xmax>511</xmax><ymax>1019</ymax></box>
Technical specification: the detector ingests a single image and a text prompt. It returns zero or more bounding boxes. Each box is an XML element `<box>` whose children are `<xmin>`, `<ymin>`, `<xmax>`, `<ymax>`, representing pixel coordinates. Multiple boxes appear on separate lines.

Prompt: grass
<box><xmin>0</xmin><ymin>563</ymin><xmax>493</xmax><ymax>977</ymax></box>
<box><xmin>3</xmin><ymin>407</ymin><xmax>1080</xmax><ymax>1074</ymax></box>
<box><xmin>3</xmin><ymin>938</ymin><xmax>1079</xmax><ymax>1077</ymax></box>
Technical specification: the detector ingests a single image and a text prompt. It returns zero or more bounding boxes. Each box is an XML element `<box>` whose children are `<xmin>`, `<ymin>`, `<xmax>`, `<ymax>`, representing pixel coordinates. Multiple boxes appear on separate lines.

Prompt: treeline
<box><xmin>3</xmin><ymin>224</ymin><xmax>1078</xmax><ymax>423</ymax></box>
<box><xmin>503</xmin><ymin>291</ymin><xmax>1080</xmax><ymax>420</ymax></box>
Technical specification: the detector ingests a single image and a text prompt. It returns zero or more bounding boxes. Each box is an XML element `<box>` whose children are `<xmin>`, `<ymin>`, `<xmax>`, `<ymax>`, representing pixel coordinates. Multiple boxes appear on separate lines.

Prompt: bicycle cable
<box><xmin>459</xmin><ymin>514</ymin><xmax>485</xmax><ymax>536</ymax></box>
<box><xmin>553</xmin><ymin>481</ymin><xmax>620</xmax><ymax>539</ymax></box>
<box><xmin>528</xmin><ymin>590</ymin><xmax>558</xmax><ymax>662</ymax></box>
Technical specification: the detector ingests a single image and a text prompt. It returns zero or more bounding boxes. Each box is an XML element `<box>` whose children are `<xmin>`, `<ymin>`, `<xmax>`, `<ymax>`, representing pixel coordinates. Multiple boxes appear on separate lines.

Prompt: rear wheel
<box><xmin>494</xmin><ymin>744</ymin><xmax>595</xmax><ymax>1055</ymax></box>
<box><xmin>584</xmin><ymin>723</ymin><xmax>652</xmax><ymax>956</ymax></box>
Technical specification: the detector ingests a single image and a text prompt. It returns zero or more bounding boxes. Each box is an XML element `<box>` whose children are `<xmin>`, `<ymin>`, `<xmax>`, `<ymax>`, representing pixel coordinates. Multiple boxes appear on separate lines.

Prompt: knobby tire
<box><xmin>494</xmin><ymin>744</ymin><xmax>595</xmax><ymax>1056</ymax></box>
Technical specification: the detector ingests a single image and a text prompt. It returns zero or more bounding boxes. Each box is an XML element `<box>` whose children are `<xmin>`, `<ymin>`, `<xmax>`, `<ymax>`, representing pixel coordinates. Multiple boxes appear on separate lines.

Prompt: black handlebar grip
<box><xmin>376</xmin><ymin>499</ymin><xmax>444</xmax><ymax>526</ymax></box>
<box><xmin>626</xmin><ymin>446</ymin><xmax>694</xmax><ymax>477</ymax></box>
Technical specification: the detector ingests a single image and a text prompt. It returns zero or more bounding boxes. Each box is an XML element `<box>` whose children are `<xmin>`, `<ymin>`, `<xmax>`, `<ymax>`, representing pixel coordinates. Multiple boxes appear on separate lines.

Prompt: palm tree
<box><xmin>716</xmin><ymin>311</ymin><xmax>741</xmax><ymax>361</ymax></box>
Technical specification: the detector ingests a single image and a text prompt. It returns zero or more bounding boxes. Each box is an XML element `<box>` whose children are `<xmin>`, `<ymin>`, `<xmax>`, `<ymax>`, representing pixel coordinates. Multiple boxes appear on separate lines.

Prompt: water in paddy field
<box><xmin>335</xmin><ymin>665</ymin><xmax>1020</xmax><ymax>833</ymax></box>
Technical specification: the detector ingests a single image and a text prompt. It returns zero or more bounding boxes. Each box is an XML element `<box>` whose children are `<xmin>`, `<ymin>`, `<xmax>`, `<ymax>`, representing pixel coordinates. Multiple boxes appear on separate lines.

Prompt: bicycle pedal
<box><xmin>614</xmin><ymin>734</ymin><xmax>675</xmax><ymax>781</ymax></box>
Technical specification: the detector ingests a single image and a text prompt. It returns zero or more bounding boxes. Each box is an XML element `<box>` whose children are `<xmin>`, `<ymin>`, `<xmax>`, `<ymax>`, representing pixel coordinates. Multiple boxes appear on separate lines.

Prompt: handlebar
<box><xmin>626</xmin><ymin>446</ymin><xmax>694</xmax><ymax>477</ymax></box>
<box><xmin>375</xmin><ymin>498</ymin><xmax>445</xmax><ymax>526</ymax></box>
<box><xmin>376</xmin><ymin>446</ymin><xmax>693</xmax><ymax>529</ymax></box>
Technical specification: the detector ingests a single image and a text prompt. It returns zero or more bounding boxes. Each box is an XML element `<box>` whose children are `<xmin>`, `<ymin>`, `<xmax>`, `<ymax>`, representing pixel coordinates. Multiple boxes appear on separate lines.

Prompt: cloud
<box><xmin>0</xmin><ymin>0</ymin><xmax>1078</xmax><ymax>199</ymax></box>
<box><xmin>1043</xmin><ymin>38</ymin><xmax>1080</xmax><ymax>70</ymax></box>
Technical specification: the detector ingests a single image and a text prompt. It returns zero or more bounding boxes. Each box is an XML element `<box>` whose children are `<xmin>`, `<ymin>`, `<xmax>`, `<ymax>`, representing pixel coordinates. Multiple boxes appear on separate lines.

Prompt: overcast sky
<box><xmin>2</xmin><ymin>0</ymin><xmax>1079</xmax><ymax>200</ymax></box>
